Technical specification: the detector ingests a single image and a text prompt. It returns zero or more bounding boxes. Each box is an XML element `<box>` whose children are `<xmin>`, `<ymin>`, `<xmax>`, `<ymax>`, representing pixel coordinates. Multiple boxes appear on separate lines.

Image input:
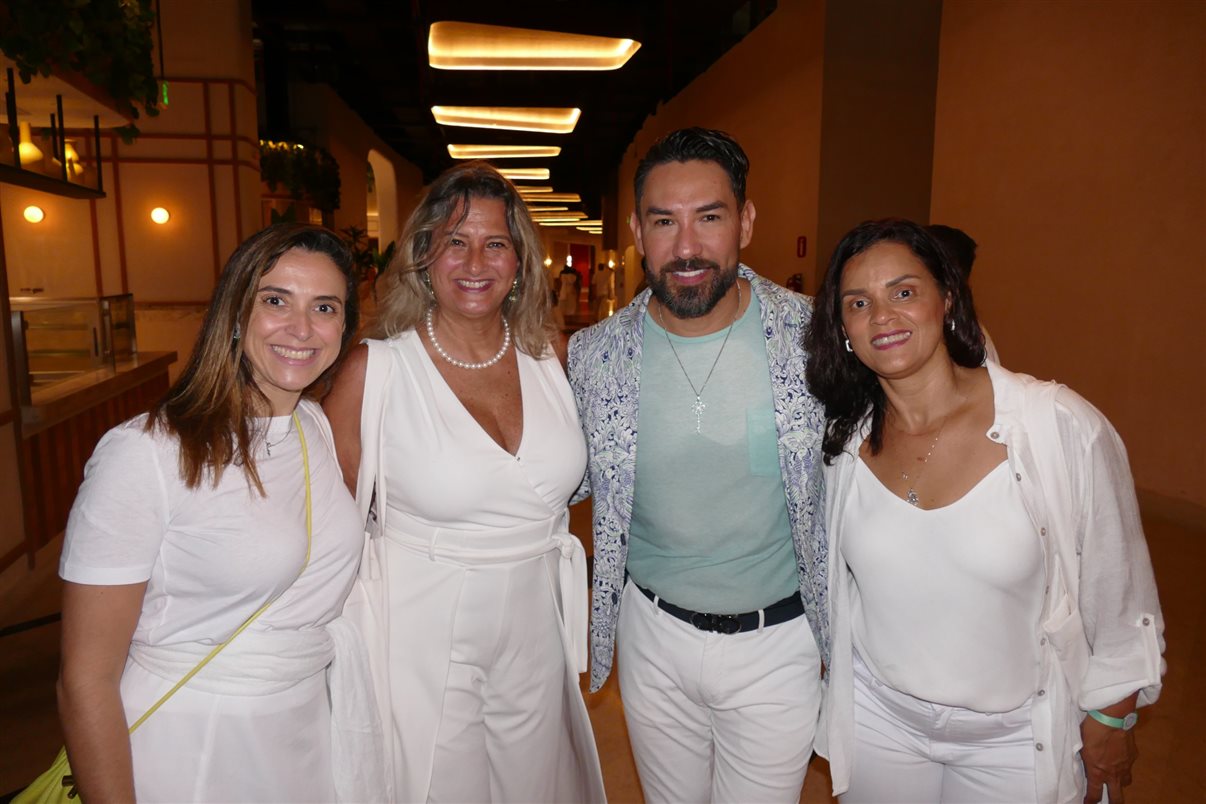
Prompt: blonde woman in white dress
<box><xmin>325</xmin><ymin>162</ymin><xmax>605</xmax><ymax>803</ymax></box>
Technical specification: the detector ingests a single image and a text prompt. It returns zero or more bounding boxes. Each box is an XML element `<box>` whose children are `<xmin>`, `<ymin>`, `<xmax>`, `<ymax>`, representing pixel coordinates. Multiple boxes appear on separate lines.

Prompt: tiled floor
<box><xmin>2</xmin><ymin>510</ymin><xmax>1202</xmax><ymax>802</ymax></box>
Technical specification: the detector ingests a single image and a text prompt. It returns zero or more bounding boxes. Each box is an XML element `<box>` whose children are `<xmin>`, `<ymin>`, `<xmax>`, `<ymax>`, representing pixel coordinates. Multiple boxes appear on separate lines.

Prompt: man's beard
<box><xmin>644</xmin><ymin>257</ymin><xmax>739</xmax><ymax>319</ymax></box>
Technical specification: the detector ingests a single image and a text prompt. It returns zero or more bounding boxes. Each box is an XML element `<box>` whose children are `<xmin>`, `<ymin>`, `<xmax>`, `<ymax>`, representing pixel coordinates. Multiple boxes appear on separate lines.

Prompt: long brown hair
<box><xmin>372</xmin><ymin>161</ymin><xmax>553</xmax><ymax>356</ymax></box>
<box><xmin>146</xmin><ymin>224</ymin><xmax>358</xmax><ymax>492</ymax></box>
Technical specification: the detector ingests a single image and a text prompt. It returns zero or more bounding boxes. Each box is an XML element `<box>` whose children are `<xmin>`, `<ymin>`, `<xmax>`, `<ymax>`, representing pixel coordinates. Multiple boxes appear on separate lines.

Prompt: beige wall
<box><xmin>930</xmin><ymin>0</ymin><xmax>1206</xmax><ymax>510</ymax></box>
<box><xmin>616</xmin><ymin>0</ymin><xmax>827</xmax><ymax>298</ymax></box>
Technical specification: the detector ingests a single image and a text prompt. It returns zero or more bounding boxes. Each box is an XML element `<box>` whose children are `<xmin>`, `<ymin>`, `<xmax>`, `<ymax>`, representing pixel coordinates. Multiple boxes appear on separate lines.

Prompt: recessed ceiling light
<box><xmin>501</xmin><ymin>168</ymin><xmax>551</xmax><ymax>180</ymax></box>
<box><xmin>429</xmin><ymin>22</ymin><xmax>641</xmax><ymax>71</ymax></box>
<box><xmin>529</xmin><ymin>193</ymin><xmax>581</xmax><ymax>203</ymax></box>
<box><xmin>433</xmin><ymin>106</ymin><xmax>581</xmax><ymax>134</ymax></box>
<box><xmin>448</xmin><ymin>144</ymin><xmax>561</xmax><ymax>159</ymax></box>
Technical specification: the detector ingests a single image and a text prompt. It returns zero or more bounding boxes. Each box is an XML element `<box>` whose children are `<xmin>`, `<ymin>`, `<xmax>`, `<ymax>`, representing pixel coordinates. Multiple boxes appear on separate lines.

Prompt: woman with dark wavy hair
<box><xmin>805</xmin><ymin>219</ymin><xmax>1164</xmax><ymax>804</ymax></box>
<box><xmin>324</xmin><ymin>161</ymin><xmax>604</xmax><ymax>802</ymax></box>
<box><xmin>56</xmin><ymin>224</ymin><xmax>381</xmax><ymax>801</ymax></box>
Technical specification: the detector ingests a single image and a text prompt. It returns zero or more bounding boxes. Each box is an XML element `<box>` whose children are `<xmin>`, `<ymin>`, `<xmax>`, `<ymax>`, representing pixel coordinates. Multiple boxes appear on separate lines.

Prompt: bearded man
<box><xmin>568</xmin><ymin>127</ymin><xmax>829</xmax><ymax>803</ymax></box>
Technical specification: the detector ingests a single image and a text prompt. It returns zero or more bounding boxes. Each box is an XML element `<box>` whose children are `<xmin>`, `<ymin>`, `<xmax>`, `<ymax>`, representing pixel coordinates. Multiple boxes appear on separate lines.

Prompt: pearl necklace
<box><xmin>425</xmin><ymin>307</ymin><xmax>511</xmax><ymax>370</ymax></box>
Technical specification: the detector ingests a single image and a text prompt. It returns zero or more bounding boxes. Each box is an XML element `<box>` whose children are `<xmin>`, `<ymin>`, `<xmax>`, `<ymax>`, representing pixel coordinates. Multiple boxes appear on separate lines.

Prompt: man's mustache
<box><xmin>659</xmin><ymin>258</ymin><xmax>721</xmax><ymax>274</ymax></box>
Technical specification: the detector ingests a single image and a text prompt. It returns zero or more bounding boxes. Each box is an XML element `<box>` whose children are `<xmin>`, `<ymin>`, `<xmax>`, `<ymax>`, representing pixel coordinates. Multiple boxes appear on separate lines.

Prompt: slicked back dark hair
<box><xmin>804</xmin><ymin>218</ymin><xmax>986</xmax><ymax>464</ymax></box>
<box><xmin>633</xmin><ymin>127</ymin><xmax>750</xmax><ymax>211</ymax></box>
<box><xmin>926</xmin><ymin>224</ymin><xmax>979</xmax><ymax>279</ymax></box>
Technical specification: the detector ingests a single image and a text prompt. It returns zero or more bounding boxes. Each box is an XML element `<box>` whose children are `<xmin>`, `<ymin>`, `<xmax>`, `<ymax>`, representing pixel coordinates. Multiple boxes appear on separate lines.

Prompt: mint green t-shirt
<box><xmin>628</xmin><ymin>294</ymin><xmax>798</xmax><ymax>614</ymax></box>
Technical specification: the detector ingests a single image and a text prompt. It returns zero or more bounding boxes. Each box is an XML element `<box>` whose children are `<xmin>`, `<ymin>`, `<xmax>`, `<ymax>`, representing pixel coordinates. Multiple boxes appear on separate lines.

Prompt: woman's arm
<box><xmin>57</xmin><ymin>580</ymin><xmax>147</xmax><ymax>803</ymax></box>
<box><xmin>1081</xmin><ymin>691</ymin><xmax>1140</xmax><ymax>804</ymax></box>
<box><xmin>323</xmin><ymin>343</ymin><xmax>368</xmax><ymax>493</ymax></box>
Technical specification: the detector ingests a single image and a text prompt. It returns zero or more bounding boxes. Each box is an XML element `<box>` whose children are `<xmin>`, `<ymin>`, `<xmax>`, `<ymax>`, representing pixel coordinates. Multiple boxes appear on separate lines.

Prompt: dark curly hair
<box><xmin>804</xmin><ymin>218</ymin><xmax>986</xmax><ymax>464</ymax></box>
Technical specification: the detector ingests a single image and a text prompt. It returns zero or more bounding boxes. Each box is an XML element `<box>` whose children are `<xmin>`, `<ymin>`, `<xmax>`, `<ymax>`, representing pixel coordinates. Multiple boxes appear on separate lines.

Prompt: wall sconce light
<box><xmin>23</xmin><ymin>205</ymin><xmax>45</xmax><ymax>223</ymax></box>
<box><xmin>150</xmin><ymin>207</ymin><xmax>171</xmax><ymax>224</ymax></box>
<box><xmin>18</xmin><ymin>122</ymin><xmax>43</xmax><ymax>167</ymax></box>
<box><xmin>62</xmin><ymin>139</ymin><xmax>84</xmax><ymax>178</ymax></box>
<box><xmin>544</xmin><ymin>256</ymin><xmax>553</xmax><ymax>267</ymax></box>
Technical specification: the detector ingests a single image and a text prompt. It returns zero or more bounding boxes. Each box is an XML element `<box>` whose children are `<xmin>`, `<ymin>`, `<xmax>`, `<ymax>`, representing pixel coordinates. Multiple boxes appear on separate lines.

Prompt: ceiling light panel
<box><xmin>429</xmin><ymin>22</ymin><xmax>641</xmax><ymax>71</ymax></box>
<box><xmin>433</xmin><ymin>106</ymin><xmax>581</xmax><ymax>134</ymax></box>
<box><xmin>448</xmin><ymin>144</ymin><xmax>561</xmax><ymax>159</ymax></box>
<box><xmin>524</xmin><ymin>205</ymin><xmax>567</xmax><ymax>212</ymax></box>
<box><xmin>516</xmin><ymin>186</ymin><xmax>554</xmax><ymax>194</ymax></box>
<box><xmin>540</xmin><ymin>219</ymin><xmax>602</xmax><ymax>227</ymax></box>
<box><xmin>500</xmin><ymin>168</ymin><xmax>551</xmax><ymax>180</ymax></box>
<box><xmin>530</xmin><ymin>193</ymin><xmax>581</xmax><ymax>203</ymax></box>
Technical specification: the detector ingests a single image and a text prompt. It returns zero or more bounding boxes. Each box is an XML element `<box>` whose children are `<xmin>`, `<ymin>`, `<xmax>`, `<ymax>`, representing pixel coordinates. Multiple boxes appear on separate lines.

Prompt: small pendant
<box><xmin>692</xmin><ymin>396</ymin><xmax>706</xmax><ymax>433</ymax></box>
<box><xmin>906</xmin><ymin>488</ymin><xmax>919</xmax><ymax>506</ymax></box>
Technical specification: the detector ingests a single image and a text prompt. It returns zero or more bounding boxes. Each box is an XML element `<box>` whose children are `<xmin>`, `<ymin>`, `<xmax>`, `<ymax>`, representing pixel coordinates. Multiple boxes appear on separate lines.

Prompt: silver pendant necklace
<box><xmin>425</xmin><ymin>307</ymin><xmax>511</xmax><ymax>370</ymax></box>
<box><xmin>264</xmin><ymin>417</ymin><xmax>294</xmax><ymax>456</ymax></box>
<box><xmin>897</xmin><ymin>413</ymin><xmax>950</xmax><ymax>506</ymax></box>
<box><xmin>655</xmin><ymin>281</ymin><xmax>742</xmax><ymax>434</ymax></box>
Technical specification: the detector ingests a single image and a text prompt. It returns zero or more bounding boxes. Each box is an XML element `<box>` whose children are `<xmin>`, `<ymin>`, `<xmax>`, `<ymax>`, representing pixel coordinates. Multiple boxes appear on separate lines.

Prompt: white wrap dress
<box><xmin>59</xmin><ymin>401</ymin><xmax>380</xmax><ymax>802</ymax></box>
<box><xmin>346</xmin><ymin>330</ymin><xmax>605</xmax><ymax>803</ymax></box>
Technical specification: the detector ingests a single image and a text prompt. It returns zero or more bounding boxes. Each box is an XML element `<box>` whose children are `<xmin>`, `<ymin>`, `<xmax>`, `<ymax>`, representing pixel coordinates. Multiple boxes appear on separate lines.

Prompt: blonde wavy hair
<box><xmin>372</xmin><ymin>161</ymin><xmax>554</xmax><ymax>357</ymax></box>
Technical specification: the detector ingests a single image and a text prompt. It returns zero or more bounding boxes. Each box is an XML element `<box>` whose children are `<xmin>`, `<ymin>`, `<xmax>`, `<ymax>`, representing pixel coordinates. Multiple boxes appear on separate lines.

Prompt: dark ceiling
<box><xmin>250</xmin><ymin>0</ymin><xmax>777</xmax><ymax>217</ymax></box>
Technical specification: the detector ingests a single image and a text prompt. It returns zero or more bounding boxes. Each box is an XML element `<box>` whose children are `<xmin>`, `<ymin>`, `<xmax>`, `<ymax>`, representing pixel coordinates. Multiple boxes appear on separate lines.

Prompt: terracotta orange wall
<box><xmin>615</xmin><ymin>0</ymin><xmax>827</xmax><ymax>299</ymax></box>
<box><xmin>930</xmin><ymin>0</ymin><xmax>1205</xmax><ymax>510</ymax></box>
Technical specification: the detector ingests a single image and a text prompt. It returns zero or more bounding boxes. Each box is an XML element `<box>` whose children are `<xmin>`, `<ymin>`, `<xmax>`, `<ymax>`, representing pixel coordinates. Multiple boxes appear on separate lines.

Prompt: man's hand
<box><xmin>1081</xmin><ymin>701</ymin><xmax>1139</xmax><ymax>804</ymax></box>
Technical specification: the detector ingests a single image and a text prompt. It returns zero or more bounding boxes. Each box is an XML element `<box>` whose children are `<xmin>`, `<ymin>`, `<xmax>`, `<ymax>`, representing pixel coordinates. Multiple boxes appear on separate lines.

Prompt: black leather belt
<box><xmin>634</xmin><ymin>583</ymin><xmax>804</xmax><ymax>634</ymax></box>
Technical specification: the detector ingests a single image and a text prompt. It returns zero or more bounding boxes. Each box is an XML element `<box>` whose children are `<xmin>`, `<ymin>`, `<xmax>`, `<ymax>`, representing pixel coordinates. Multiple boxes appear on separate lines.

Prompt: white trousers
<box><xmin>616</xmin><ymin>580</ymin><xmax>823</xmax><ymax>803</ymax></box>
<box><xmin>425</xmin><ymin>549</ymin><xmax>601</xmax><ymax>803</ymax></box>
<box><xmin>841</xmin><ymin>657</ymin><xmax>1038</xmax><ymax>804</ymax></box>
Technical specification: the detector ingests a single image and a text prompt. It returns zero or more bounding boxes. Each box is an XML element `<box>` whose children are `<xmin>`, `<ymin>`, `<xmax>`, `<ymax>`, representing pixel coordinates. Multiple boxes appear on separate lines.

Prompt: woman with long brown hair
<box><xmin>325</xmin><ymin>161</ymin><xmax>605</xmax><ymax>802</ymax></box>
<box><xmin>55</xmin><ymin>223</ymin><xmax>380</xmax><ymax>801</ymax></box>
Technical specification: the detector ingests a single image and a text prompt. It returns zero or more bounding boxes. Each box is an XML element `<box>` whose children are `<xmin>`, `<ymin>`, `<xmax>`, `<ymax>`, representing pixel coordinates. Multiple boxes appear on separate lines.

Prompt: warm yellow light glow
<box><xmin>516</xmin><ymin>186</ymin><xmax>554</xmax><ymax>194</ymax></box>
<box><xmin>540</xmin><ymin>219</ymin><xmax>602</xmax><ymax>227</ymax></box>
<box><xmin>531</xmin><ymin>211</ymin><xmax>587</xmax><ymax>220</ymax></box>
<box><xmin>23</xmin><ymin>205</ymin><xmax>45</xmax><ymax>223</ymax></box>
<box><xmin>525</xmin><ymin>205</ymin><xmax>568</xmax><ymax>212</ymax></box>
<box><xmin>18</xmin><ymin>121</ymin><xmax>43</xmax><ymax>167</ymax></box>
<box><xmin>608</xmin><ymin>259</ymin><xmax>616</xmax><ymax>268</ymax></box>
<box><xmin>577</xmin><ymin>227</ymin><xmax>603</xmax><ymax>234</ymax></box>
<box><xmin>532</xmin><ymin>217</ymin><xmax>586</xmax><ymax>223</ymax></box>
<box><xmin>500</xmin><ymin>168</ymin><xmax>551</xmax><ymax>181</ymax></box>
<box><xmin>544</xmin><ymin>256</ymin><xmax>553</xmax><ymax>267</ymax></box>
<box><xmin>432</xmin><ymin>106</ymin><xmax>581</xmax><ymax>134</ymax></box>
<box><xmin>150</xmin><ymin>207</ymin><xmax>171</xmax><ymax>224</ymax></box>
<box><xmin>62</xmin><ymin>139</ymin><xmax>84</xmax><ymax>178</ymax></box>
<box><xmin>530</xmin><ymin>193</ymin><xmax>581</xmax><ymax>203</ymax></box>
<box><xmin>429</xmin><ymin>22</ymin><xmax>641</xmax><ymax>71</ymax></box>
<box><xmin>448</xmin><ymin>144</ymin><xmax>561</xmax><ymax>159</ymax></box>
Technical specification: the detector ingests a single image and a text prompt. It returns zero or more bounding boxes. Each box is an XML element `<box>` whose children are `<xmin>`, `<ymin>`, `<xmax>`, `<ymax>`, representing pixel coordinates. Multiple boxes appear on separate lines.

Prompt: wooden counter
<box><xmin>13</xmin><ymin>352</ymin><xmax>176</xmax><ymax>571</ymax></box>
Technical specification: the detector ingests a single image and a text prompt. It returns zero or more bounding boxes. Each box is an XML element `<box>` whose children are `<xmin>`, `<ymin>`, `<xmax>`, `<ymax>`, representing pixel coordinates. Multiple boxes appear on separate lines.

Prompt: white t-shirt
<box><xmin>60</xmin><ymin>400</ymin><xmax>361</xmax><ymax>646</ymax></box>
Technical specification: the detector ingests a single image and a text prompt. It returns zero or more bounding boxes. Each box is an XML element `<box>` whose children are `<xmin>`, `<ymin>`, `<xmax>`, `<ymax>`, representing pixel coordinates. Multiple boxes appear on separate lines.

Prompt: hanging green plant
<box><xmin>0</xmin><ymin>0</ymin><xmax>161</xmax><ymax>124</ymax></box>
<box><xmin>260</xmin><ymin>140</ymin><xmax>342</xmax><ymax>214</ymax></box>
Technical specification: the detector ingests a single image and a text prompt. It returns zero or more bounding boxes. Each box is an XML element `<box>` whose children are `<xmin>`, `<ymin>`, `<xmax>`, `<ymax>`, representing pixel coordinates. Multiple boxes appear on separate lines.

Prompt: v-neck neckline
<box><xmin>415</xmin><ymin>332</ymin><xmax>528</xmax><ymax>458</ymax></box>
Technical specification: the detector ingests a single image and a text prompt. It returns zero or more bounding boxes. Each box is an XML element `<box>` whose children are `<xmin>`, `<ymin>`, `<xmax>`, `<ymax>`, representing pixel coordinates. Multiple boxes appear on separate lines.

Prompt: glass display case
<box><xmin>9</xmin><ymin>294</ymin><xmax>137</xmax><ymax>404</ymax></box>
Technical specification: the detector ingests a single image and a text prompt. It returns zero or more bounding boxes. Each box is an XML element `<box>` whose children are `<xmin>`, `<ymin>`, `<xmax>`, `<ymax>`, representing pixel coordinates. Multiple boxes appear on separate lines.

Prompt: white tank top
<box><xmin>842</xmin><ymin>459</ymin><xmax>1044</xmax><ymax>712</ymax></box>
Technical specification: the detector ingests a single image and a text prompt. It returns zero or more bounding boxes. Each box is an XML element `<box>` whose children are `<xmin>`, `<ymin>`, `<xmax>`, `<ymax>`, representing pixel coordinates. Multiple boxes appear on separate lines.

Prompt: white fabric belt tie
<box><xmin>129</xmin><ymin>627</ymin><xmax>333</xmax><ymax>696</ymax></box>
<box><xmin>384</xmin><ymin>514</ymin><xmax>589</xmax><ymax>673</ymax></box>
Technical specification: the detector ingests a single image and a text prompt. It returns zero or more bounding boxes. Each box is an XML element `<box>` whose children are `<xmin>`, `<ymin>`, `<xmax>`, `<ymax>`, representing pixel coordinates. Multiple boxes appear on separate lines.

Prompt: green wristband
<box><xmin>1088</xmin><ymin>709</ymin><xmax>1137</xmax><ymax>730</ymax></box>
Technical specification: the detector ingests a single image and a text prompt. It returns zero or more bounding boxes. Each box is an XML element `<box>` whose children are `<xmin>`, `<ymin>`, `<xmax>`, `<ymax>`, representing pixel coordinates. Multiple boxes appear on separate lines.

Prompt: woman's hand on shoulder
<box><xmin>322</xmin><ymin>342</ymin><xmax>368</xmax><ymax>493</ymax></box>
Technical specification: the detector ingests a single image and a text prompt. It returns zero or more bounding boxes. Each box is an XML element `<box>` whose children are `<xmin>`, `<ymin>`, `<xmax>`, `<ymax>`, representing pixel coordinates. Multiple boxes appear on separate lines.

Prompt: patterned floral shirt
<box><xmin>568</xmin><ymin>265</ymin><xmax>830</xmax><ymax>691</ymax></box>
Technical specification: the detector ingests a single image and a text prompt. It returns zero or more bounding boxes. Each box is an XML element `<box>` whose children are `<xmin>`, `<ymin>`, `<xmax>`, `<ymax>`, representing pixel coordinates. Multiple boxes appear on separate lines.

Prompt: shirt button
<box><xmin>1040</xmin><ymin>637</ymin><xmax>1047</xmax><ymax>646</ymax></box>
<box><xmin>1142</xmin><ymin>617</ymin><xmax>1151</xmax><ymax>626</ymax></box>
<box><xmin>1040</xmin><ymin>527</ymin><xmax>1047</xmax><ymax>536</ymax></box>
<box><xmin>1036</xmin><ymin>743</ymin><xmax>1044</xmax><ymax>751</ymax></box>
<box><xmin>1037</xmin><ymin>689</ymin><xmax>1046</xmax><ymax>697</ymax></box>
<box><xmin>990</xmin><ymin>431</ymin><xmax>1000</xmax><ymax>439</ymax></box>
<box><xmin>1015</xmin><ymin>472</ymin><xmax>1022</xmax><ymax>481</ymax></box>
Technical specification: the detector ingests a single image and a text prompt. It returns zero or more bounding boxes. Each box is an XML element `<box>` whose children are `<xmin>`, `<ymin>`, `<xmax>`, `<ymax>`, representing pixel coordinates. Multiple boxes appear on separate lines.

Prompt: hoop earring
<box><xmin>948</xmin><ymin>319</ymin><xmax>955</xmax><ymax>333</ymax></box>
<box><xmin>844</xmin><ymin>337</ymin><xmax>852</xmax><ymax>353</ymax></box>
<box><xmin>508</xmin><ymin>276</ymin><xmax>519</xmax><ymax>303</ymax></box>
<box><xmin>420</xmin><ymin>270</ymin><xmax>434</xmax><ymax>297</ymax></box>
